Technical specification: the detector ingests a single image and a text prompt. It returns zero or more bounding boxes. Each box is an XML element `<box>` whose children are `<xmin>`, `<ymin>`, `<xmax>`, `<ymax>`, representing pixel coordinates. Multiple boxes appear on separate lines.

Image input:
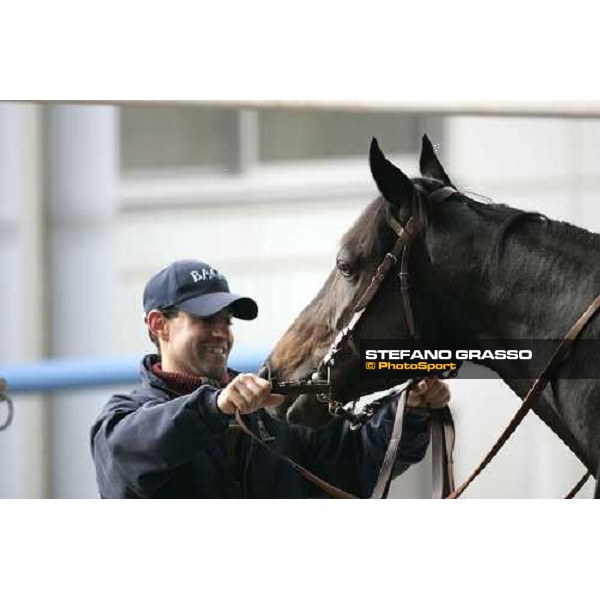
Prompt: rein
<box><xmin>317</xmin><ymin>184</ymin><xmax>599</xmax><ymax>497</ymax></box>
<box><xmin>235</xmin><ymin>381</ymin><xmax>412</xmax><ymax>499</ymax></box>
<box><xmin>261</xmin><ymin>184</ymin><xmax>597</xmax><ymax>498</ymax></box>
<box><xmin>447</xmin><ymin>294</ymin><xmax>600</xmax><ymax>498</ymax></box>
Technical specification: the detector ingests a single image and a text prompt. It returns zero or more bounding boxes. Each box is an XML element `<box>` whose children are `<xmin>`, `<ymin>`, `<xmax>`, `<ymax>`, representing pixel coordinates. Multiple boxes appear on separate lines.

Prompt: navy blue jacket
<box><xmin>90</xmin><ymin>355</ymin><xmax>430</xmax><ymax>498</ymax></box>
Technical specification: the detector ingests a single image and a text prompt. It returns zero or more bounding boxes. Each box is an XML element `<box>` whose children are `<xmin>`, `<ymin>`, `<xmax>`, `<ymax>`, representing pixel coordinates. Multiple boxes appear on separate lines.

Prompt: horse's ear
<box><xmin>419</xmin><ymin>134</ymin><xmax>454</xmax><ymax>186</ymax></box>
<box><xmin>369</xmin><ymin>138</ymin><xmax>415</xmax><ymax>208</ymax></box>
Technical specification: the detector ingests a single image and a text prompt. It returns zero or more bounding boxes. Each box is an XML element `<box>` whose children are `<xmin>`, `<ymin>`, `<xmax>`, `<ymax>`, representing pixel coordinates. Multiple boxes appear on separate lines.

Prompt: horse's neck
<box><xmin>426</xmin><ymin>218</ymin><xmax>600</xmax><ymax>475</ymax></box>
<box><xmin>420</xmin><ymin>218</ymin><xmax>600</xmax><ymax>389</ymax></box>
<box><xmin>440</xmin><ymin>220</ymin><xmax>600</xmax><ymax>342</ymax></box>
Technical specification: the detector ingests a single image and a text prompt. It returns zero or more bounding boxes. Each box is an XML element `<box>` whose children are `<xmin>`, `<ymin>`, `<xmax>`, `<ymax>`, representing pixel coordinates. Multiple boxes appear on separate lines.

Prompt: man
<box><xmin>91</xmin><ymin>259</ymin><xmax>449</xmax><ymax>498</ymax></box>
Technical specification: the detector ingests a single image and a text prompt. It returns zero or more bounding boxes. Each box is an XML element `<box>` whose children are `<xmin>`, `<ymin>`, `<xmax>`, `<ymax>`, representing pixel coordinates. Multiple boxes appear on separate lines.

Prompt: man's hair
<box><xmin>147</xmin><ymin>307</ymin><xmax>180</xmax><ymax>355</ymax></box>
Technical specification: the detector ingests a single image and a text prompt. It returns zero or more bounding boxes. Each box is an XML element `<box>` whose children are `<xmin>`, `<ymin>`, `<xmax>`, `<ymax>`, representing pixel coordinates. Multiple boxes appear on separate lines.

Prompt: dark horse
<box><xmin>265</xmin><ymin>135</ymin><xmax>600</xmax><ymax>496</ymax></box>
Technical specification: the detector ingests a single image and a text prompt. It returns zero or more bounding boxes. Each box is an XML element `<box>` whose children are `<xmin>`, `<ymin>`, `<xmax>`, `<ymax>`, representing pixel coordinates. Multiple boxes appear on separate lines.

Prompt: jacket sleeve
<box><xmin>90</xmin><ymin>385</ymin><xmax>229</xmax><ymax>497</ymax></box>
<box><xmin>291</xmin><ymin>398</ymin><xmax>430</xmax><ymax>498</ymax></box>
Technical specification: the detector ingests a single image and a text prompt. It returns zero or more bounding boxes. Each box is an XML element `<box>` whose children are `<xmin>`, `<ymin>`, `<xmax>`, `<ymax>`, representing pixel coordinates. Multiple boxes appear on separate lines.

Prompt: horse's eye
<box><xmin>337</xmin><ymin>260</ymin><xmax>353</xmax><ymax>278</ymax></box>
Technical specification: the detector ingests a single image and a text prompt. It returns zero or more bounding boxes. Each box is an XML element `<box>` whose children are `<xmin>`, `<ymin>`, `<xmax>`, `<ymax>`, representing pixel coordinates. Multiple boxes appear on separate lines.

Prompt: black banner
<box><xmin>359</xmin><ymin>339</ymin><xmax>600</xmax><ymax>379</ymax></box>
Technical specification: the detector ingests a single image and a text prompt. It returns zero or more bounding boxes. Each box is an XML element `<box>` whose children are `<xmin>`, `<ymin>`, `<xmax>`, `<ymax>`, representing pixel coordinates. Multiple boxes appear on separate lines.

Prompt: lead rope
<box><xmin>431</xmin><ymin>407</ymin><xmax>456</xmax><ymax>498</ymax></box>
<box><xmin>369</xmin><ymin>387</ymin><xmax>456</xmax><ymax>499</ymax></box>
<box><xmin>235</xmin><ymin>386</ymin><xmax>456</xmax><ymax>500</ymax></box>
<box><xmin>234</xmin><ymin>410</ymin><xmax>358</xmax><ymax>499</ymax></box>
<box><xmin>369</xmin><ymin>387</ymin><xmax>409</xmax><ymax>498</ymax></box>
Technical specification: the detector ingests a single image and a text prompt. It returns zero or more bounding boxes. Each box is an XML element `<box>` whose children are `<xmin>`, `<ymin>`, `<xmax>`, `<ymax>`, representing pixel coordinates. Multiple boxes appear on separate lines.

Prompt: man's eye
<box><xmin>200</xmin><ymin>314</ymin><xmax>231</xmax><ymax>326</ymax></box>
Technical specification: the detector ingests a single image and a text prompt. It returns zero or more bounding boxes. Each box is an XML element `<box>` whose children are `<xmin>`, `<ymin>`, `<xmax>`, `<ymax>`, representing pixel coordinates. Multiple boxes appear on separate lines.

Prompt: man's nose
<box><xmin>210</xmin><ymin>318</ymin><xmax>230</xmax><ymax>338</ymax></box>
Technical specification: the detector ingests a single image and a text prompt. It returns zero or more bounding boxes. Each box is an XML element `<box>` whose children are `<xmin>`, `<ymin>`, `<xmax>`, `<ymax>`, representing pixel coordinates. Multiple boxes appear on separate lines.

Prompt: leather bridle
<box><xmin>319</xmin><ymin>185</ymin><xmax>460</xmax><ymax>373</ymax></box>
<box><xmin>260</xmin><ymin>184</ymin><xmax>599</xmax><ymax>498</ymax></box>
<box><xmin>313</xmin><ymin>185</ymin><xmax>460</xmax><ymax>497</ymax></box>
<box><xmin>261</xmin><ymin>186</ymin><xmax>460</xmax><ymax>498</ymax></box>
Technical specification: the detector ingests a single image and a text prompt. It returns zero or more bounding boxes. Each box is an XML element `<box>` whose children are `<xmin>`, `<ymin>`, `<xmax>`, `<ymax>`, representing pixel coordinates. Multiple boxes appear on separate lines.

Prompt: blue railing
<box><xmin>0</xmin><ymin>352</ymin><xmax>265</xmax><ymax>394</ymax></box>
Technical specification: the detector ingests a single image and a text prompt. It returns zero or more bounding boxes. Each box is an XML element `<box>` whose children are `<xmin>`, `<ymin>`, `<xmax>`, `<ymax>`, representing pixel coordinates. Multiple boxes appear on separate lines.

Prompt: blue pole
<box><xmin>0</xmin><ymin>352</ymin><xmax>266</xmax><ymax>395</ymax></box>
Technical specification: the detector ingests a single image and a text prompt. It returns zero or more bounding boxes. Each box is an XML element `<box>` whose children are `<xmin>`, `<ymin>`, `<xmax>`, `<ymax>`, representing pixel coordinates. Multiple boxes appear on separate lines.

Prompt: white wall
<box><xmin>0</xmin><ymin>104</ymin><xmax>49</xmax><ymax>498</ymax></box>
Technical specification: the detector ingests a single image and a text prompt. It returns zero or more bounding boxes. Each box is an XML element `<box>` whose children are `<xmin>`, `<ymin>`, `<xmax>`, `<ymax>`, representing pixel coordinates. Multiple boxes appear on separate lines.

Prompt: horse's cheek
<box><xmin>286</xmin><ymin>394</ymin><xmax>333</xmax><ymax>429</ymax></box>
<box><xmin>265</xmin><ymin>398</ymin><xmax>293</xmax><ymax>422</ymax></box>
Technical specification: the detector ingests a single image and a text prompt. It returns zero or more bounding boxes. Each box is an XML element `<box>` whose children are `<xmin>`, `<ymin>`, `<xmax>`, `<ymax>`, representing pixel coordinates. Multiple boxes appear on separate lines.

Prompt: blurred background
<box><xmin>0</xmin><ymin>101</ymin><xmax>598</xmax><ymax>498</ymax></box>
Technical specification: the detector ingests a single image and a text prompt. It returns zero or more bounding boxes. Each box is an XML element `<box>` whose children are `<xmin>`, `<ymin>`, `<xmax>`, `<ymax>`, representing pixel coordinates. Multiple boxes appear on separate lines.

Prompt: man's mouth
<box><xmin>203</xmin><ymin>345</ymin><xmax>227</xmax><ymax>356</ymax></box>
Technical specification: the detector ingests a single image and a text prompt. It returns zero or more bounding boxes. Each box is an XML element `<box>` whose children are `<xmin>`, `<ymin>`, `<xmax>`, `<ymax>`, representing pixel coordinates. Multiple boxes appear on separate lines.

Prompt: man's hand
<box><xmin>217</xmin><ymin>373</ymin><xmax>285</xmax><ymax>416</ymax></box>
<box><xmin>407</xmin><ymin>379</ymin><xmax>450</xmax><ymax>410</ymax></box>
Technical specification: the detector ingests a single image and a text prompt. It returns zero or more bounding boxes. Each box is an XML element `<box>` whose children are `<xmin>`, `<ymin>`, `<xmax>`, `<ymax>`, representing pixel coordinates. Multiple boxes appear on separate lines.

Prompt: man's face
<box><xmin>161</xmin><ymin>309</ymin><xmax>234</xmax><ymax>379</ymax></box>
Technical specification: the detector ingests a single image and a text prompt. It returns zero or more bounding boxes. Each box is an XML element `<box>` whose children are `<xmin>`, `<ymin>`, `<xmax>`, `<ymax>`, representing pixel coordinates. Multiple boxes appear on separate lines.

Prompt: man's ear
<box><xmin>146</xmin><ymin>310</ymin><xmax>169</xmax><ymax>343</ymax></box>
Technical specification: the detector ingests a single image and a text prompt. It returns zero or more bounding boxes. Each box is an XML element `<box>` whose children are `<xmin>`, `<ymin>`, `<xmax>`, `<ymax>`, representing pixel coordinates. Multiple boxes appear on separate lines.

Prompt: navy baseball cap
<box><xmin>143</xmin><ymin>260</ymin><xmax>258</xmax><ymax>320</ymax></box>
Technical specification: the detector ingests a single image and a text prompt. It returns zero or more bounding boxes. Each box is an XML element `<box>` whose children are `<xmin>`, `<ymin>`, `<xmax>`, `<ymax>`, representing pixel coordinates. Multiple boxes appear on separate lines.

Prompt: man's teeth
<box><xmin>205</xmin><ymin>346</ymin><xmax>226</xmax><ymax>355</ymax></box>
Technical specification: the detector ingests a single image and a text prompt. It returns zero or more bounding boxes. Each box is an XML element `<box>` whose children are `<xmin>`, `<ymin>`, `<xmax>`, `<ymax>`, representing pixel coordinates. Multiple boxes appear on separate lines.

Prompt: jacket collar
<box><xmin>139</xmin><ymin>354</ymin><xmax>238</xmax><ymax>395</ymax></box>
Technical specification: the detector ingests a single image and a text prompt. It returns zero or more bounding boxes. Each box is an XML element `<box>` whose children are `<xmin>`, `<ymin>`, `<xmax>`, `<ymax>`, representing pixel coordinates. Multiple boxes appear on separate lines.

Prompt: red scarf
<box><xmin>151</xmin><ymin>362</ymin><xmax>231</xmax><ymax>395</ymax></box>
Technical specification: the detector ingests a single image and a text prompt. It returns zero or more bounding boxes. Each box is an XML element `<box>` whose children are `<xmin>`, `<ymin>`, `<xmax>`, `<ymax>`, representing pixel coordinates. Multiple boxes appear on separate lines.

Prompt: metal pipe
<box><xmin>20</xmin><ymin>100</ymin><xmax>600</xmax><ymax>119</ymax></box>
<box><xmin>1</xmin><ymin>354</ymin><xmax>265</xmax><ymax>394</ymax></box>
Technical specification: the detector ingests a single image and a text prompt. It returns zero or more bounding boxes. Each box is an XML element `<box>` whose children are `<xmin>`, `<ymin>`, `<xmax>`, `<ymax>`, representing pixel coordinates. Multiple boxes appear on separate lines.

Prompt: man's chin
<box><xmin>198</xmin><ymin>360</ymin><xmax>229</xmax><ymax>382</ymax></box>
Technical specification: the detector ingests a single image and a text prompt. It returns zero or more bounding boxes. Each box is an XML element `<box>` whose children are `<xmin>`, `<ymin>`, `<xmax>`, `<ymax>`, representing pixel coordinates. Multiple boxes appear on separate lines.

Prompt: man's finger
<box><xmin>426</xmin><ymin>386</ymin><xmax>449</xmax><ymax>404</ymax></box>
<box><xmin>264</xmin><ymin>394</ymin><xmax>285</xmax><ymax>408</ymax></box>
<box><xmin>410</xmin><ymin>379</ymin><xmax>450</xmax><ymax>409</ymax></box>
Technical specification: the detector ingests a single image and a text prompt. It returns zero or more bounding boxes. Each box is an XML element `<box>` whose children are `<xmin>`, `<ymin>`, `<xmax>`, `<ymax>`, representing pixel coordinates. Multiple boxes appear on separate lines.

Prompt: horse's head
<box><xmin>265</xmin><ymin>135</ymin><xmax>475</xmax><ymax>427</ymax></box>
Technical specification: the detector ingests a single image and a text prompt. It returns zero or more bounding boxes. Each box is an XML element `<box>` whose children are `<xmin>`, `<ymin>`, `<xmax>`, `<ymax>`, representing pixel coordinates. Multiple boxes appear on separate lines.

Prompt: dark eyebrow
<box><xmin>197</xmin><ymin>311</ymin><xmax>233</xmax><ymax>324</ymax></box>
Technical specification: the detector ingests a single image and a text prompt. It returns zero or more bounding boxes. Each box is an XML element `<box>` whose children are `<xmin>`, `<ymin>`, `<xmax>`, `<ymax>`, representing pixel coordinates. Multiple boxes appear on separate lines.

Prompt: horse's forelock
<box><xmin>340</xmin><ymin>197</ymin><xmax>393</xmax><ymax>259</ymax></box>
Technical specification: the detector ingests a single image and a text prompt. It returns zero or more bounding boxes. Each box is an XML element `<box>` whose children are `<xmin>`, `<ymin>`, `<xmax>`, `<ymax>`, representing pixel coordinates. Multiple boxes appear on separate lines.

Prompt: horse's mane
<box><xmin>458</xmin><ymin>192</ymin><xmax>600</xmax><ymax>279</ymax></box>
<box><xmin>458</xmin><ymin>197</ymin><xmax>549</xmax><ymax>275</ymax></box>
<box><xmin>341</xmin><ymin>184</ymin><xmax>599</xmax><ymax>287</ymax></box>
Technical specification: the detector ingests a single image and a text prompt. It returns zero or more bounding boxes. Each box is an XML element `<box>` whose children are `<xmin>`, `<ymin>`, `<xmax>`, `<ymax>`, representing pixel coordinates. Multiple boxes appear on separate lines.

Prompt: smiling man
<box><xmin>90</xmin><ymin>259</ymin><xmax>448</xmax><ymax>498</ymax></box>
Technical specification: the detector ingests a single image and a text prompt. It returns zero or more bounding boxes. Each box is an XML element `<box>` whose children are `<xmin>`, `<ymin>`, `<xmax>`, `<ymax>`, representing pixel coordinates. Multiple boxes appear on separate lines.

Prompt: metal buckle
<box><xmin>0</xmin><ymin>381</ymin><xmax>14</xmax><ymax>432</ymax></box>
<box><xmin>398</xmin><ymin>271</ymin><xmax>410</xmax><ymax>291</ymax></box>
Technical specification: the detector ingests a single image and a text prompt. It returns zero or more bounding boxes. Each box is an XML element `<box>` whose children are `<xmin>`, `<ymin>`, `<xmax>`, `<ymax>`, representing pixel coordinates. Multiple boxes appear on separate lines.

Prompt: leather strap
<box><xmin>319</xmin><ymin>217</ymin><xmax>420</xmax><ymax>373</ymax></box>
<box><xmin>400</xmin><ymin>242</ymin><xmax>419</xmax><ymax>339</ymax></box>
<box><xmin>354</xmin><ymin>218</ymin><xmax>417</xmax><ymax>312</ymax></box>
<box><xmin>446</xmin><ymin>293</ymin><xmax>600</xmax><ymax>499</ymax></box>
<box><xmin>427</xmin><ymin>186</ymin><xmax>460</xmax><ymax>204</ymax></box>
<box><xmin>235</xmin><ymin>388</ymin><xmax>416</xmax><ymax>499</ymax></box>
<box><xmin>234</xmin><ymin>411</ymin><xmax>358</xmax><ymax>499</ymax></box>
<box><xmin>234</xmin><ymin>390</ymin><xmax>456</xmax><ymax>500</ymax></box>
<box><xmin>370</xmin><ymin>388</ymin><xmax>409</xmax><ymax>498</ymax></box>
<box><xmin>565</xmin><ymin>470</ymin><xmax>592</xmax><ymax>499</ymax></box>
<box><xmin>432</xmin><ymin>407</ymin><xmax>456</xmax><ymax>498</ymax></box>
